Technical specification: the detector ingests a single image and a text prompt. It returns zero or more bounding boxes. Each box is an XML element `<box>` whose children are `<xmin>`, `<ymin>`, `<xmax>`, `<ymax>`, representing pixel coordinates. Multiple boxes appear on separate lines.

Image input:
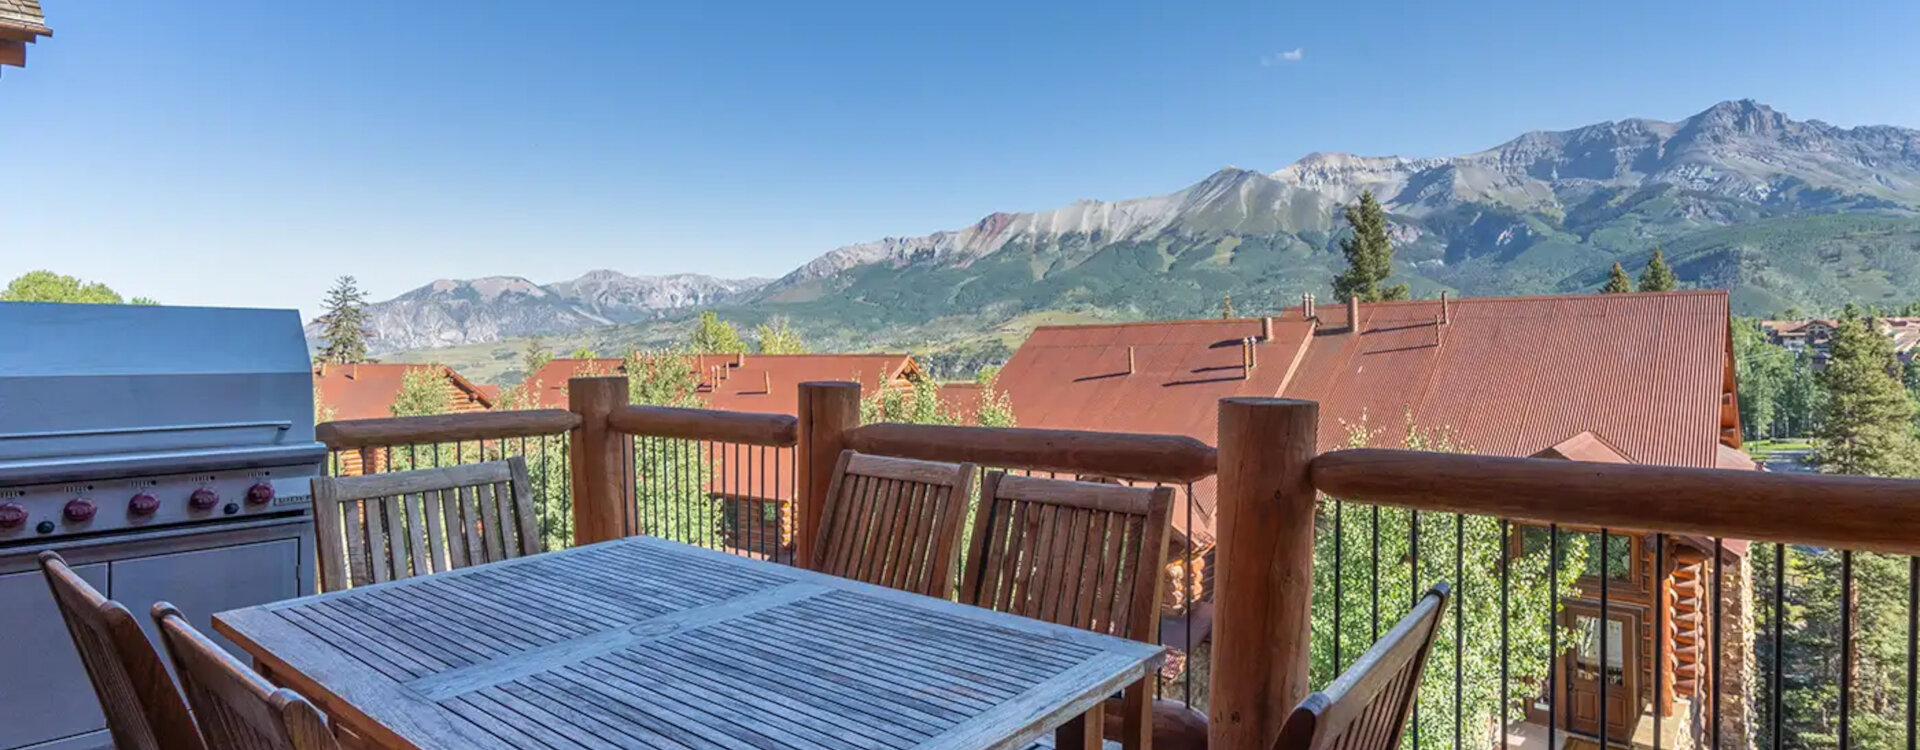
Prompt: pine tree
<box><xmin>1602</xmin><ymin>262</ymin><xmax>1633</xmax><ymax>294</ymax></box>
<box><xmin>1332</xmin><ymin>191</ymin><xmax>1410</xmax><ymax>303</ymax></box>
<box><xmin>1637</xmin><ymin>248</ymin><xmax>1677</xmax><ymax>292</ymax></box>
<box><xmin>690</xmin><ymin>311</ymin><xmax>746</xmax><ymax>354</ymax></box>
<box><xmin>314</xmin><ymin>276</ymin><xmax>373</xmax><ymax>365</ymax></box>
<box><xmin>753</xmin><ymin>316</ymin><xmax>808</xmax><ymax>354</ymax></box>
<box><xmin>1220</xmin><ymin>294</ymin><xmax>1235</xmax><ymax>319</ymax></box>
<box><xmin>521</xmin><ymin>337</ymin><xmax>552</xmax><ymax>382</ymax></box>
<box><xmin>1815</xmin><ymin>307</ymin><xmax>1920</xmax><ymax>477</ymax></box>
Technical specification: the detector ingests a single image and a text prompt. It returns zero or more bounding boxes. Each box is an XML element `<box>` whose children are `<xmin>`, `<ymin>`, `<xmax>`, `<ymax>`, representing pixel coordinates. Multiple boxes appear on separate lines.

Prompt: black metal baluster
<box><xmin>1410</xmin><ymin>509</ymin><xmax>1420</xmax><ymax>750</ymax></box>
<box><xmin>1184</xmin><ymin>482</ymin><xmax>1195</xmax><ymax>707</ymax></box>
<box><xmin>1714</xmin><ymin>538</ymin><xmax>1724</xmax><ymax>750</ymax></box>
<box><xmin>1455</xmin><ymin>513</ymin><xmax>1464</xmax><ymax>750</ymax></box>
<box><xmin>1601</xmin><ymin>530</ymin><xmax>1611</xmax><ymax>750</ymax></box>
<box><xmin>1334</xmin><ymin>500</ymin><xmax>1344</xmax><ymax>673</ymax></box>
<box><xmin>1841</xmin><ymin>549</ymin><xmax>1853</xmax><ymax>750</ymax></box>
<box><xmin>1773</xmin><ymin>543</ymin><xmax>1785</xmax><ymax>750</ymax></box>
<box><xmin>1656</xmin><ymin>533</ymin><xmax>1666</xmax><ymax>750</ymax></box>
<box><xmin>1908</xmin><ymin>555</ymin><xmax>1917</xmax><ymax>750</ymax></box>
<box><xmin>1373</xmin><ymin>505</ymin><xmax>1382</xmax><ymax>643</ymax></box>
<box><xmin>1550</xmin><ymin>524</ymin><xmax>1560</xmax><ymax>748</ymax></box>
<box><xmin>1501</xmin><ymin>518</ymin><xmax>1510</xmax><ymax>750</ymax></box>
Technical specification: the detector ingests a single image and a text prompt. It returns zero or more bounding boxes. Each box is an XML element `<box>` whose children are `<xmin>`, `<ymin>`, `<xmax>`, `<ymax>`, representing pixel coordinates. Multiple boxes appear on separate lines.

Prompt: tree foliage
<box><xmin>1814</xmin><ymin>307</ymin><xmax>1920</xmax><ymax>477</ymax></box>
<box><xmin>691</xmin><ymin>310</ymin><xmax>747</xmax><ymax>354</ymax></box>
<box><xmin>1637</xmin><ymin>248</ymin><xmax>1678</xmax><ymax>292</ymax></box>
<box><xmin>388</xmin><ymin>367</ymin><xmax>451</xmax><ymax>417</ymax></box>
<box><xmin>623</xmin><ymin>348</ymin><xmax>721</xmax><ymax>544</ymax></box>
<box><xmin>1332</xmin><ymin>191</ymin><xmax>1410</xmax><ymax>303</ymax></box>
<box><xmin>1755</xmin><ymin>544</ymin><xmax>1913</xmax><ymax>749</ymax></box>
<box><xmin>753</xmin><ymin>316</ymin><xmax>808</xmax><ymax>354</ymax></box>
<box><xmin>2</xmin><ymin>270</ymin><xmax>156</xmax><ymax>304</ymax></box>
<box><xmin>1602</xmin><ymin>262</ymin><xmax>1633</xmax><ymax>293</ymax></box>
<box><xmin>973</xmin><ymin>367</ymin><xmax>1017</xmax><ymax>428</ymax></box>
<box><xmin>862</xmin><ymin>377</ymin><xmax>956</xmax><ymax>425</ymax></box>
<box><xmin>314</xmin><ymin>276</ymin><xmax>373</xmax><ymax>365</ymax></box>
<box><xmin>1313</xmin><ymin>416</ymin><xmax>1586</xmax><ymax>749</ymax></box>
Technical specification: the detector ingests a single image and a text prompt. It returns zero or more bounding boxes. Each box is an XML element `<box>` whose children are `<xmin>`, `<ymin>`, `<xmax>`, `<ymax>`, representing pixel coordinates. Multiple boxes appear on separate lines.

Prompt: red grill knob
<box><xmin>64</xmin><ymin>498</ymin><xmax>97</xmax><ymax>523</ymax></box>
<box><xmin>129</xmin><ymin>492</ymin><xmax>161</xmax><ymax>517</ymax></box>
<box><xmin>0</xmin><ymin>502</ymin><xmax>25</xmax><ymax>529</ymax></box>
<box><xmin>189</xmin><ymin>488</ymin><xmax>220</xmax><ymax>510</ymax></box>
<box><xmin>245</xmin><ymin>482</ymin><xmax>275</xmax><ymax>506</ymax></box>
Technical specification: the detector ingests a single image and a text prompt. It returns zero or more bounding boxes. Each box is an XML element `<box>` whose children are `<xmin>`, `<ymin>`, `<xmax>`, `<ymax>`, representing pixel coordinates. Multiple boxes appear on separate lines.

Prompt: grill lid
<box><xmin>0</xmin><ymin>303</ymin><xmax>321</xmax><ymax>480</ymax></box>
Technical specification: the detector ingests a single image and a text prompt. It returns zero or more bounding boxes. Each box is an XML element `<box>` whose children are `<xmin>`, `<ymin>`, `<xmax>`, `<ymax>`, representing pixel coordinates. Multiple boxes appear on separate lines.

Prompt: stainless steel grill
<box><xmin>0</xmin><ymin>302</ymin><xmax>324</xmax><ymax>750</ymax></box>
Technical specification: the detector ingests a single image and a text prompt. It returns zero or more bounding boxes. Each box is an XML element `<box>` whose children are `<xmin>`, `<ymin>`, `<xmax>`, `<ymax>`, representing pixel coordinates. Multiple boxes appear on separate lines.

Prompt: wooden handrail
<box><xmin>316</xmin><ymin>410</ymin><xmax>581</xmax><ymax>450</ymax></box>
<box><xmin>1311</xmin><ymin>448</ymin><xmax>1920</xmax><ymax>557</ymax></box>
<box><xmin>843</xmin><ymin>423</ymin><xmax>1218</xmax><ymax>484</ymax></box>
<box><xmin>606</xmin><ymin>404</ymin><xmax>798</xmax><ymax>447</ymax></box>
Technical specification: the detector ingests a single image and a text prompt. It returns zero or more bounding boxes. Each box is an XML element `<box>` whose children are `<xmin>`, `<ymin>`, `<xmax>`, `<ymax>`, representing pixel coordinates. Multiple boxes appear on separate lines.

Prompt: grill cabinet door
<box><xmin>109</xmin><ymin>539</ymin><xmax>301</xmax><ymax>661</ymax></box>
<box><xmin>0</xmin><ymin>563</ymin><xmax>111</xmax><ymax>749</ymax></box>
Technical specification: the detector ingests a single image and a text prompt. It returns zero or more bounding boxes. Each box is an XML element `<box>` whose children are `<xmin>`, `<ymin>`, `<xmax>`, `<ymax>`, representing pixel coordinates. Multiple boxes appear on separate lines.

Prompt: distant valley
<box><xmin>352</xmin><ymin>100</ymin><xmax>1920</xmax><ymax>384</ymax></box>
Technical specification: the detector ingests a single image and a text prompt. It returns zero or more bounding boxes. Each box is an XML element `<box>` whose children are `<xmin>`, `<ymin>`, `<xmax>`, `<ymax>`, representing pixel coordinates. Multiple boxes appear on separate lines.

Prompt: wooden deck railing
<box><xmin>316</xmin><ymin>378</ymin><xmax>1920</xmax><ymax>750</ymax></box>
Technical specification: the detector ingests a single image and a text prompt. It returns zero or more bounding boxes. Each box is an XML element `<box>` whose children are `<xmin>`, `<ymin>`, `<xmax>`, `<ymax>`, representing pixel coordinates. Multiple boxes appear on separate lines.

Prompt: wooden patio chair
<box><xmin>1274</xmin><ymin>583</ymin><xmax>1452</xmax><ymax>750</ymax></box>
<box><xmin>811</xmin><ymin>449</ymin><xmax>977</xmax><ymax>598</ymax></box>
<box><xmin>152</xmin><ymin>602</ymin><xmax>342</xmax><ymax>750</ymax></box>
<box><xmin>312</xmin><ymin>457</ymin><xmax>541</xmax><ymax>592</ymax></box>
<box><xmin>958</xmin><ymin>472</ymin><xmax>1176</xmax><ymax>750</ymax></box>
<box><xmin>36</xmin><ymin>551</ymin><xmax>207</xmax><ymax>750</ymax></box>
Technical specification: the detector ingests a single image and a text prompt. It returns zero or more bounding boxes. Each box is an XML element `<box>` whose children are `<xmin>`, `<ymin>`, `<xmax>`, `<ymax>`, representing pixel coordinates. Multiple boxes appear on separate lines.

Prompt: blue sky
<box><xmin>3</xmin><ymin>0</ymin><xmax>1917</xmax><ymax>316</ymax></box>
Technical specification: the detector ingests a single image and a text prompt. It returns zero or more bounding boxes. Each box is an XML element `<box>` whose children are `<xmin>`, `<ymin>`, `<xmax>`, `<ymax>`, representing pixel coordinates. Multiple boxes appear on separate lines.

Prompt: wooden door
<box><xmin>1563</xmin><ymin>604</ymin><xmax>1638</xmax><ymax>742</ymax></box>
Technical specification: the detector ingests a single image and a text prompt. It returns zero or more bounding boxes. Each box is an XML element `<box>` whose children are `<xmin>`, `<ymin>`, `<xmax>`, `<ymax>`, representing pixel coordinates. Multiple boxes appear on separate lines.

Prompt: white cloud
<box><xmin>1261</xmin><ymin>48</ymin><xmax>1305</xmax><ymax>66</ymax></box>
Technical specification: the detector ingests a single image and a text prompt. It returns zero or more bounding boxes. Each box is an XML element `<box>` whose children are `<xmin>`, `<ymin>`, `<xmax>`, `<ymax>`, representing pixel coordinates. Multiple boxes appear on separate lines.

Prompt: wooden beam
<box><xmin>842</xmin><ymin>423</ymin><xmax>1218</xmax><ymax>485</ymax></box>
<box><xmin>606</xmin><ymin>404</ymin><xmax>797</xmax><ymax>447</ymax></box>
<box><xmin>568</xmin><ymin>377</ymin><xmax>630</xmax><ymax>545</ymax></box>
<box><xmin>1209</xmin><ymin>397</ymin><xmax>1319</xmax><ymax>750</ymax></box>
<box><xmin>1311</xmin><ymin>448</ymin><xmax>1920</xmax><ymax>556</ymax></box>
<box><xmin>316</xmin><ymin>410</ymin><xmax>581</xmax><ymax>450</ymax></box>
<box><xmin>795</xmin><ymin>381</ymin><xmax>860</xmax><ymax>570</ymax></box>
<box><xmin>0</xmin><ymin>40</ymin><xmax>23</xmax><ymax>67</ymax></box>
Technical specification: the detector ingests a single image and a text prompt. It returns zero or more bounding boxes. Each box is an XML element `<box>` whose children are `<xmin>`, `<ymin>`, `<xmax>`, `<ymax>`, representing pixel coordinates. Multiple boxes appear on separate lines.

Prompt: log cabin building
<box><xmin>313</xmin><ymin>363</ymin><xmax>496</xmax><ymax>475</ymax></box>
<box><xmin>989</xmin><ymin>290</ymin><xmax>1751</xmax><ymax>747</ymax></box>
<box><xmin>0</xmin><ymin>0</ymin><xmax>50</xmax><ymax>73</ymax></box>
<box><xmin>525</xmin><ymin>354</ymin><xmax>922</xmax><ymax>553</ymax></box>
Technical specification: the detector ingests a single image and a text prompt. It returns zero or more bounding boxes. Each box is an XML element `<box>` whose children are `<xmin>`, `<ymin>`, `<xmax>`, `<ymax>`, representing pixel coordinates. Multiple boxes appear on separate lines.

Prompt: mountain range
<box><xmin>359</xmin><ymin>100</ymin><xmax>1920</xmax><ymax>380</ymax></box>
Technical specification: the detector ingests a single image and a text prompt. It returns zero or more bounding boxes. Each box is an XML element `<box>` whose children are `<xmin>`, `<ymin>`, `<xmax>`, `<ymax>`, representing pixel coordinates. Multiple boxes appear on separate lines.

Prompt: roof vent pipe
<box><xmin>763</xmin><ymin>371</ymin><xmax>771</xmax><ymax>394</ymax></box>
<box><xmin>1303</xmin><ymin>292</ymin><xmax>1315</xmax><ymax>320</ymax></box>
<box><xmin>1261</xmin><ymin>316</ymin><xmax>1274</xmax><ymax>341</ymax></box>
<box><xmin>1126</xmin><ymin>345</ymin><xmax>1136</xmax><ymax>375</ymax></box>
<box><xmin>1440</xmin><ymin>291</ymin><xmax>1450</xmax><ymax>325</ymax></box>
<box><xmin>736</xmin><ymin>352</ymin><xmax>745</xmax><ymax>367</ymax></box>
<box><xmin>1348</xmin><ymin>295</ymin><xmax>1362</xmax><ymax>332</ymax></box>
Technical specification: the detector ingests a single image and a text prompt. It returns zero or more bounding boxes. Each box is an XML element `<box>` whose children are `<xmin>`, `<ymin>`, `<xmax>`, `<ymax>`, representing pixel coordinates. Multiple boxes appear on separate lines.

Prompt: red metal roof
<box><xmin>313</xmin><ymin>363</ymin><xmax>495</xmax><ymax>421</ymax></box>
<box><xmin>524</xmin><ymin>354</ymin><xmax>918</xmax><ymax>416</ymax></box>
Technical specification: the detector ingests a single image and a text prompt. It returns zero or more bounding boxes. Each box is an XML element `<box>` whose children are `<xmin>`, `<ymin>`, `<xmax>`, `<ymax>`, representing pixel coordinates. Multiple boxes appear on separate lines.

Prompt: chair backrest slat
<box><xmin>959</xmin><ymin>472</ymin><xmax>1174</xmax><ymax>643</ymax></box>
<box><xmin>36</xmin><ymin>552</ymin><xmax>206</xmax><ymax>750</ymax></box>
<box><xmin>1275</xmin><ymin>584</ymin><xmax>1452</xmax><ymax>750</ymax></box>
<box><xmin>153</xmin><ymin>603</ymin><xmax>342</xmax><ymax>750</ymax></box>
<box><xmin>811</xmin><ymin>450</ymin><xmax>977</xmax><ymax>598</ymax></box>
<box><xmin>311</xmin><ymin>457</ymin><xmax>541</xmax><ymax>592</ymax></box>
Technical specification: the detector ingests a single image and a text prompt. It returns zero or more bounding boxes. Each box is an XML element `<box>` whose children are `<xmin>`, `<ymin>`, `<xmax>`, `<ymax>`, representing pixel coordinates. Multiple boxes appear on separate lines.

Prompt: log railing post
<box><xmin>568</xmin><ymin>376</ymin><xmax>630</xmax><ymax>545</ymax></box>
<box><xmin>1209</xmin><ymin>397</ymin><xmax>1319</xmax><ymax>749</ymax></box>
<box><xmin>795</xmin><ymin>381</ymin><xmax>860</xmax><ymax>569</ymax></box>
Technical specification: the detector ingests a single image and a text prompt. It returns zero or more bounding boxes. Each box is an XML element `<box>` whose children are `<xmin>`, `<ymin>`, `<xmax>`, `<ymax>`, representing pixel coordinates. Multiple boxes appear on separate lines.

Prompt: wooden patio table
<box><xmin>214</xmin><ymin>535</ymin><xmax>1164</xmax><ymax>750</ymax></box>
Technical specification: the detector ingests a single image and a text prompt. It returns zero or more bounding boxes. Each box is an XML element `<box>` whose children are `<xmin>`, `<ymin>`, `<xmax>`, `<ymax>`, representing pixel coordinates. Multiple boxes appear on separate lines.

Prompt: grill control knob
<box><xmin>245</xmin><ymin>482</ymin><xmax>275</xmax><ymax>506</ymax></box>
<box><xmin>189</xmin><ymin>488</ymin><xmax>220</xmax><ymax>511</ymax></box>
<box><xmin>0</xmin><ymin>502</ymin><xmax>25</xmax><ymax>529</ymax></box>
<box><xmin>129</xmin><ymin>492</ymin><xmax>161</xmax><ymax>517</ymax></box>
<box><xmin>64</xmin><ymin>498</ymin><xmax>97</xmax><ymax>523</ymax></box>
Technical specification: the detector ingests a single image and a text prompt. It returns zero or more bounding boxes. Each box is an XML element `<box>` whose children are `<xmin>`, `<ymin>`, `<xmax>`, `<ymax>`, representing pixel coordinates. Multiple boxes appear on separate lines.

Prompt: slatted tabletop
<box><xmin>214</xmin><ymin>536</ymin><xmax>1165</xmax><ymax>750</ymax></box>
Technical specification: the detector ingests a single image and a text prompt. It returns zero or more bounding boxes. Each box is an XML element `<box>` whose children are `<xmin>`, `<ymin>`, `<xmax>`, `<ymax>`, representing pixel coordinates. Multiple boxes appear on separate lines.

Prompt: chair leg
<box><xmin>1058</xmin><ymin>700</ymin><xmax>1105</xmax><ymax>750</ymax></box>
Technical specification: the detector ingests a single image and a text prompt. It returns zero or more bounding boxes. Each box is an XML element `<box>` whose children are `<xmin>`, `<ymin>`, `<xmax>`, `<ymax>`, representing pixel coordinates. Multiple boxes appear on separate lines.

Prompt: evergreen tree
<box><xmin>314</xmin><ymin>276</ymin><xmax>373</xmax><ymax>365</ymax></box>
<box><xmin>1602</xmin><ymin>262</ymin><xmax>1633</xmax><ymax>294</ymax></box>
<box><xmin>3</xmin><ymin>270</ymin><xmax>152</xmax><ymax>304</ymax></box>
<box><xmin>522</xmin><ymin>337</ymin><xmax>552</xmax><ymax>382</ymax></box>
<box><xmin>753</xmin><ymin>316</ymin><xmax>808</xmax><ymax>354</ymax></box>
<box><xmin>1637</xmin><ymin>248</ymin><xmax>1677</xmax><ymax>292</ymax></box>
<box><xmin>1221</xmin><ymin>294</ymin><xmax>1235</xmax><ymax>319</ymax></box>
<box><xmin>690</xmin><ymin>311</ymin><xmax>746</xmax><ymax>354</ymax></box>
<box><xmin>1332</xmin><ymin>191</ymin><xmax>1409</xmax><ymax>303</ymax></box>
<box><xmin>1734</xmin><ymin>318</ymin><xmax>1795</xmax><ymax>439</ymax></box>
<box><xmin>1814</xmin><ymin>307</ymin><xmax>1920</xmax><ymax>477</ymax></box>
<box><xmin>388</xmin><ymin>367</ymin><xmax>450</xmax><ymax>417</ymax></box>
